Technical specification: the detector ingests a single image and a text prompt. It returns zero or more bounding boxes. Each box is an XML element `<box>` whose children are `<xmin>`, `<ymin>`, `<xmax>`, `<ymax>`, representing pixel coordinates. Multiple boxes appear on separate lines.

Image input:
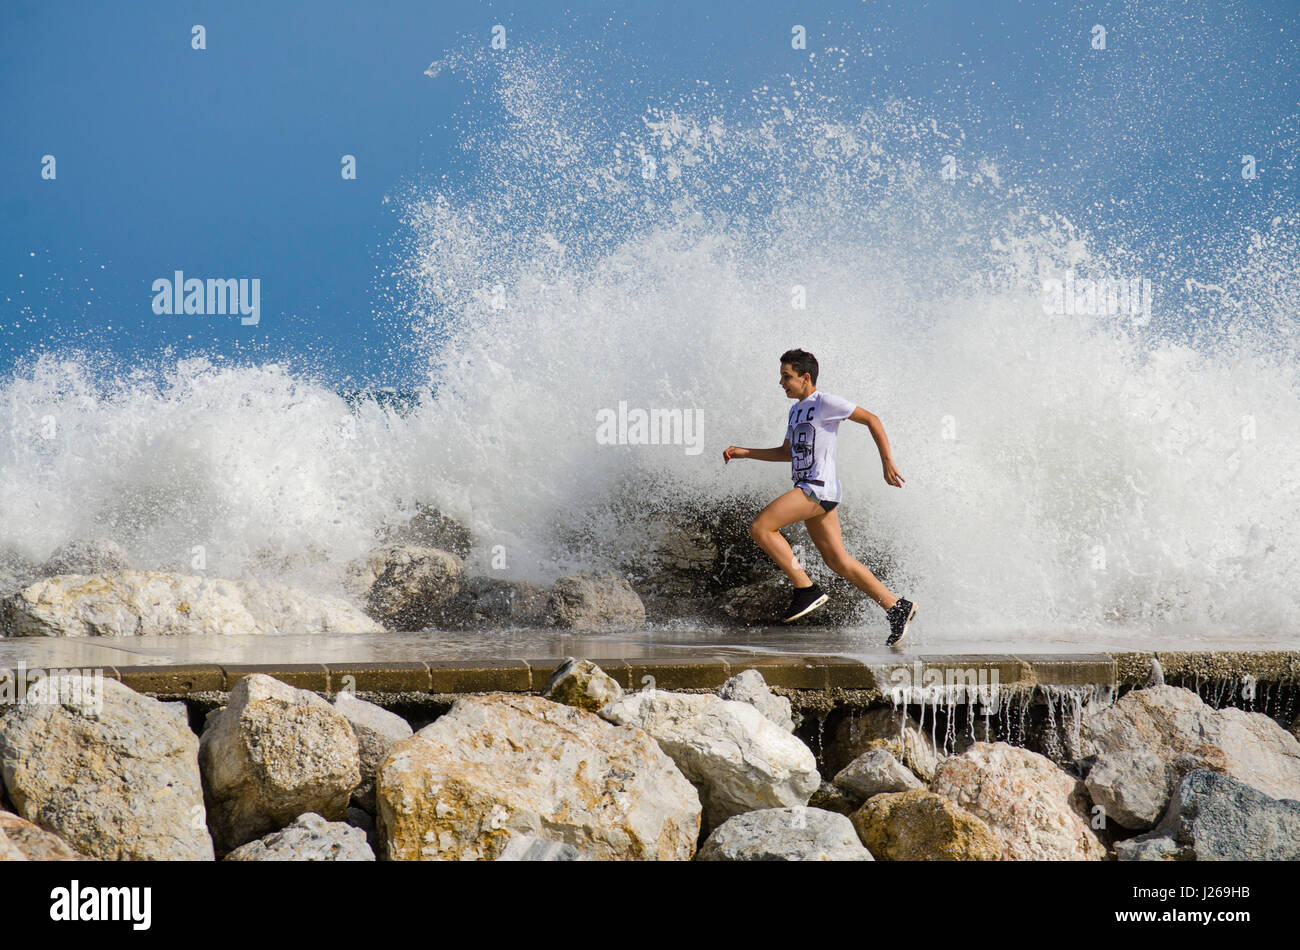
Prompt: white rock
<box><xmin>200</xmin><ymin>674</ymin><xmax>361</xmax><ymax>853</ymax></box>
<box><xmin>833</xmin><ymin>748</ymin><xmax>924</xmax><ymax>799</ymax></box>
<box><xmin>1</xmin><ymin>571</ymin><xmax>380</xmax><ymax>637</ymax></box>
<box><xmin>718</xmin><ymin>669</ymin><xmax>795</xmax><ymax>732</ymax></box>
<box><xmin>332</xmin><ymin>691</ymin><xmax>412</xmax><ymax>813</ymax></box>
<box><xmin>0</xmin><ymin>674</ymin><xmax>213</xmax><ymax>859</ymax></box>
<box><xmin>496</xmin><ymin>835</ymin><xmax>584</xmax><ymax>861</ymax></box>
<box><xmin>698</xmin><ymin>807</ymin><xmax>873</xmax><ymax>861</ymax></box>
<box><xmin>599</xmin><ymin>690</ymin><xmax>820</xmax><ymax>827</ymax></box>
<box><xmin>224</xmin><ymin>812</ymin><xmax>374</xmax><ymax>861</ymax></box>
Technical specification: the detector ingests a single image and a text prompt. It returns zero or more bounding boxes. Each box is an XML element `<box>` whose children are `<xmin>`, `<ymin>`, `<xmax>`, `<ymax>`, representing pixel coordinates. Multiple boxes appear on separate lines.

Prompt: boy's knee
<box><xmin>748</xmin><ymin>520</ymin><xmax>765</xmax><ymax>541</ymax></box>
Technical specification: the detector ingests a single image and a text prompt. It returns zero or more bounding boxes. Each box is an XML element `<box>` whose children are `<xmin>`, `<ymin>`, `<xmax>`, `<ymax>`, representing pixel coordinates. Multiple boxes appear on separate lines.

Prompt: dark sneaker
<box><xmin>782</xmin><ymin>583</ymin><xmax>829</xmax><ymax>623</ymax></box>
<box><xmin>885</xmin><ymin>598</ymin><xmax>917</xmax><ymax>645</ymax></box>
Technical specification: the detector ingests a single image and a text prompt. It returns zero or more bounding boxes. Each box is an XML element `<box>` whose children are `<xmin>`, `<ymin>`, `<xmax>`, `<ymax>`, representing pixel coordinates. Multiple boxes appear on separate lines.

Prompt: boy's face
<box><xmin>780</xmin><ymin>363</ymin><xmax>814</xmax><ymax>399</ymax></box>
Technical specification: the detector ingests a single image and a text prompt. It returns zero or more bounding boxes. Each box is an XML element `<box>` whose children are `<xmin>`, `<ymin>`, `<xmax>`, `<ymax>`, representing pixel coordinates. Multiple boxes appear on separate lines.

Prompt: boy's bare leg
<box><xmin>749</xmin><ymin>489</ymin><xmax>824</xmax><ymax>587</ymax></box>
<box><xmin>804</xmin><ymin>508</ymin><xmax>899</xmax><ymax>609</ymax></box>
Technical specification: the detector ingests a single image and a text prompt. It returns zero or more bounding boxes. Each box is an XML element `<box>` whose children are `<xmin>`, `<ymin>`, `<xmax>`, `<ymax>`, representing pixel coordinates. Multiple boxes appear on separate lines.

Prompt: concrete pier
<box><xmin>0</xmin><ymin>627</ymin><xmax>1295</xmax><ymax>700</ymax></box>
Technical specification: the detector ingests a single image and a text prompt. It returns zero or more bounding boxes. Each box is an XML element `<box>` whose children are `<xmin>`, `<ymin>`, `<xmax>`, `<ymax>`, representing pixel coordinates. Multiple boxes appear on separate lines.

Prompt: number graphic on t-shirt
<box><xmin>792</xmin><ymin>422</ymin><xmax>815</xmax><ymax>476</ymax></box>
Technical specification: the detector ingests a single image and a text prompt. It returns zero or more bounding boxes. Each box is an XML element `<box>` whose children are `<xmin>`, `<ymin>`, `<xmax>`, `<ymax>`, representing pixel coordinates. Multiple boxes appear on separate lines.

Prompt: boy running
<box><xmin>723</xmin><ymin>348</ymin><xmax>917</xmax><ymax>644</ymax></box>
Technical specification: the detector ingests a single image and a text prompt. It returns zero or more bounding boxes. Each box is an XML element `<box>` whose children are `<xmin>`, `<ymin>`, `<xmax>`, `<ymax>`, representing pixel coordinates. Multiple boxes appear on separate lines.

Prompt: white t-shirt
<box><xmin>785</xmin><ymin>390</ymin><xmax>857</xmax><ymax>503</ymax></box>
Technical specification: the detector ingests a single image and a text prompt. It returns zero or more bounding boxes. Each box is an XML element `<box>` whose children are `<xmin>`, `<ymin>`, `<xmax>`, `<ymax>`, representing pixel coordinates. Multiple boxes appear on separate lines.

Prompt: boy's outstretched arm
<box><xmin>849</xmin><ymin>408</ymin><xmax>905</xmax><ymax>487</ymax></box>
<box><xmin>723</xmin><ymin>438</ymin><xmax>791</xmax><ymax>464</ymax></box>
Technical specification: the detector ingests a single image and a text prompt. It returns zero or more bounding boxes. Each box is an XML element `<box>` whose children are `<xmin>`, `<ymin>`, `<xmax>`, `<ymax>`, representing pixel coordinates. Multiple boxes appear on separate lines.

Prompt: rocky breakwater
<box><xmin>3</xmin><ymin>660</ymin><xmax>1298</xmax><ymax>862</ymax></box>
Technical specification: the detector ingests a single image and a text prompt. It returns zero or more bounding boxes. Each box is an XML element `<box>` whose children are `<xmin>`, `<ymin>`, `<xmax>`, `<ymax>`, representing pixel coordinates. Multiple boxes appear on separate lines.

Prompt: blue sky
<box><xmin>2</xmin><ymin>0</ymin><xmax>1295</xmax><ymax>386</ymax></box>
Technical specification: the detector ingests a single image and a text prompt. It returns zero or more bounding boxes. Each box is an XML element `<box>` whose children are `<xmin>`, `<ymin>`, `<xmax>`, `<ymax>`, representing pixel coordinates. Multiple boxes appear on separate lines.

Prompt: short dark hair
<box><xmin>780</xmin><ymin>349</ymin><xmax>818</xmax><ymax>385</ymax></box>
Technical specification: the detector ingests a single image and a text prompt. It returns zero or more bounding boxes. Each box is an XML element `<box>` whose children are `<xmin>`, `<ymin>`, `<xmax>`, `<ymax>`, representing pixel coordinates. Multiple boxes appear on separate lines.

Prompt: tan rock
<box><xmin>0</xmin><ymin>810</ymin><xmax>88</xmax><ymax>860</ymax></box>
<box><xmin>542</xmin><ymin>658</ymin><xmax>624</xmax><ymax>713</ymax></box>
<box><xmin>851</xmin><ymin>790</ymin><xmax>999</xmax><ymax>861</ymax></box>
<box><xmin>932</xmin><ymin>742</ymin><xmax>1106</xmax><ymax>860</ymax></box>
<box><xmin>377</xmin><ymin>694</ymin><xmax>699</xmax><ymax>861</ymax></box>
<box><xmin>828</xmin><ymin>707</ymin><xmax>939</xmax><ymax>782</ymax></box>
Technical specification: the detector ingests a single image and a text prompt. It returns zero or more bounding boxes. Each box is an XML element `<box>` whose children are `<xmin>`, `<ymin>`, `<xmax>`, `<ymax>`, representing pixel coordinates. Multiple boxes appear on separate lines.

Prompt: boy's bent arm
<box><xmin>849</xmin><ymin>407</ymin><xmax>905</xmax><ymax>486</ymax></box>
<box><xmin>723</xmin><ymin>439</ymin><xmax>791</xmax><ymax>463</ymax></box>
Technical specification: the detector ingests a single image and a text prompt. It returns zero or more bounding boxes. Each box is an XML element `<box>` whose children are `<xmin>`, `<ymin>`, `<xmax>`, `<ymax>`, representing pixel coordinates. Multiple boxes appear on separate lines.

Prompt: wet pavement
<box><xmin>0</xmin><ymin>625</ymin><xmax>1293</xmax><ymax>669</ymax></box>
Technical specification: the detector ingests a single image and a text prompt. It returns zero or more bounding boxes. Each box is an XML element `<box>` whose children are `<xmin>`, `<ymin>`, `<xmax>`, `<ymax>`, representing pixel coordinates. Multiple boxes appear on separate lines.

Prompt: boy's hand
<box><xmin>883</xmin><ymin>458</ymin><xmax>905</xmax><ymax>487</ymax></box>
<box><xmin>723</xmin><ymin>446</ymin><xmax>747</xmax><ymax>464</ymax></box>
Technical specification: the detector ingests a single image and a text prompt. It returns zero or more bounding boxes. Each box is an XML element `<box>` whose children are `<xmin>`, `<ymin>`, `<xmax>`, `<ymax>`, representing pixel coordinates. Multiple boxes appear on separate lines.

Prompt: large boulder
<box><xmin>1084</xmin><ymin>685</ymin><xmax>1300</xmax><ymax>830</ymax></box>
<box><xmin>718</xmin><ymin>669</ymin><xmax>794</xmax><ymax>732</ymax></box>
<box><xmin>599</xmin><ymin>690</ymin><xmax>820</xmax><ymax>827</ymax></box>
<box><xmin>850</xmin><ymin>789</ymin><xmax>1000</xmax><ymax>861</ymax></box>
<box><xmin>0</xmin><ymin>810</ymin><xmax>89</xmax><ymax>860</ymax></box>
<box><xmin>37</xmin><ymin>539</ymin><xmax>131</xmax><ymax>577</ymax></box>
<box><xmin>375</xmin><ymin>504</ymin><xmax>472</xmax><ymax>559</ymax></box>
<box><xmin>433</xmin><ymin>577</ymin><xmax>549</xmax><ymax>628</ymax></box>
<box><xmin>377</xmin><ymin>694</ymin><xmax>699</xmax><ymax>861</ymax></box>
<box><xmin>236</xmin><ymin>578</ymin><xmax>382</xmax><ymax>635</ymax></box>
<box><xmin>828</xmin><ymin>706</ymin><xmax>940</xmax><ymax>782</ymax></box>
<box><xmin>199</xmin><ymin>674</ymin><xmax>361</xmax><ymax>853</ymax></box>
<box><xmin>833</xmin><ymin>748</ymin><xmax>925</xmax><ymax>800</ymax></box>
<box><xmin>0</xmin><ymin>674</ymin><xmax>213</xmax><ymax>860</ymax></box>
<box><xmin>331</xmin><ymin>692</ymin><xmax>412</xmax><ymax>813</ymax></box>
<box><xmin>642</xmin><ymin>515</ymin><xmax>718</xmax><ymax>597</ymax></box>
<box><xmin>545</xmin><ymin>573</ymin><xmax>646</xmax><ymax>631</ymax></box>
<box><xmin>1</xmin><ymin>571</ymin><xmax>381</xmax><ymax>637</ymax></box>
<box><xmin>698</xmin><ymin>807</ymin><xmax>873</xmax><ymax>861</ymax></box>
<box><xmin>342</xmin><ymin>546</ymin><xmax>402</xmax><ymax>601</ymax></box>
<box><xmin>542</xmin><ymin>658</ymin><xmax>624</xmax><ymax>714</ymax></box>
<box><xmin>224</xmin><ymin>812</ymin><xmax>375</xmax><ymax>861</ymax></box>
<box><xmin>364</xmin><ymin>546</ymin><xmax>464</xmax><ymax>630</ymax></box>
<box><xmin>932</xmin><ymin>742</ymin><xmax>1106</xmax><ymax>861</ymax></box>
<box><xmin>1116</xmin><ymin>769</ymin><xmax>1300</xmax><ymax>861</ymax></box>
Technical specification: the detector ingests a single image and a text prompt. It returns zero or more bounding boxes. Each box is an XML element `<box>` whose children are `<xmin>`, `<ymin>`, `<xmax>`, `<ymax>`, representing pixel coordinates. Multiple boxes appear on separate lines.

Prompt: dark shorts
<box><xmin>797</xmin><ymin>483</ymin><xmax>839</xmax><ymax>514</ymax></box>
